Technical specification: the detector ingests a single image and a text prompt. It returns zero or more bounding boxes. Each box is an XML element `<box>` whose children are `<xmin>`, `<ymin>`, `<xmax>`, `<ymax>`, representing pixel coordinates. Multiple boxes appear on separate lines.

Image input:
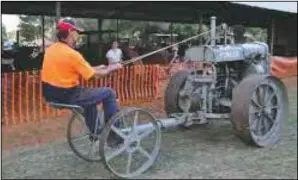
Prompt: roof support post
<box><xmin>56</xmin><ymin>1</ymin><xmax>61</xmax><ymax>23</ymax></box>
<box><xmin>170</xmin><ymin>21</ymin><xmax>173</xmax><ymax>44</ymax></box>
<box><xmin>41</xmin><ymin>15</ymin><xmax>45</xmax><ymax>51</ymax></box>
<box><xmin>198</xmin><ymin>13</ymin><xmax>203</xmax><ymax>45</ymax></box>
<box><xmin>97</xmin><ymin>18</ymin><xmax>102</xmax><ymax>61</ymax></box>
<box><xmin>97</xmin><ymin>18</ymin><xmax>102</xmax><ymax>42</ymax></box>
<box><xmin>267</xmin><ymin>18</ymin><xmax>275</xmax><ymax>55</ymax></box>
<box><xmin>116</xmin><ymin>18</ymin><xmax>119</xmax><ymax>41</ymax></box>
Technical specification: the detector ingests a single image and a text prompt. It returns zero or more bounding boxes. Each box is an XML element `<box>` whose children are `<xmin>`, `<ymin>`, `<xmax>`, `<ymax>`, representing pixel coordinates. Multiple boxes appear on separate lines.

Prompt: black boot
<box><xmin>107</xmin><ymin>131</ymin><xmax>124</xmax><ymax>147</ymax></box>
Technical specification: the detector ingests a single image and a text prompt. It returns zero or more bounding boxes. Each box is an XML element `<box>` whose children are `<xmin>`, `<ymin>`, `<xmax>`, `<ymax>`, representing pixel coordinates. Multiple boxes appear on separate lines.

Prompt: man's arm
<box><xmin>92</xmin><ymin>63</ymin><xmax>123</xmax><ymax>78</ymax></box>
<box><xmin>71</xmin><ymin>51</ymin><xmax>122</xmax><ymax>80</ymax></box>
<box><xmin>92</xmin><ymin>65</ymin><xmax>109</xmax><ymax>77</ymax></box>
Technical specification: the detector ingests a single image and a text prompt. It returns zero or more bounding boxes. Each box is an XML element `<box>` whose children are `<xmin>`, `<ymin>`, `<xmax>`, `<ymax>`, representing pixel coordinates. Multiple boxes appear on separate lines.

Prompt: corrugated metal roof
<box><xmin>231</xmin><ymin>2</ymin><xmax>297</xmax><ymax>13</ymax></box>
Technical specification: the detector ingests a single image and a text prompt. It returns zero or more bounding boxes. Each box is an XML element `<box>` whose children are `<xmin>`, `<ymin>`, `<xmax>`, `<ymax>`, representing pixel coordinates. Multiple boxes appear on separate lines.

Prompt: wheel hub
<box><xmin>125</xmin><ymin>138</ymin><xmax>140</xmax><ymax>153</ymax></box>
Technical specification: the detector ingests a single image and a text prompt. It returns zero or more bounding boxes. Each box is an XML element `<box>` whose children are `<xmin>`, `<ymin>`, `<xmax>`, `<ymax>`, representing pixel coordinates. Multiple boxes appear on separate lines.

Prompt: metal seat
<box><xmin>49</xmin><ymin>102</ymin><xmax>84</xmax><ymax>113</ymax></box>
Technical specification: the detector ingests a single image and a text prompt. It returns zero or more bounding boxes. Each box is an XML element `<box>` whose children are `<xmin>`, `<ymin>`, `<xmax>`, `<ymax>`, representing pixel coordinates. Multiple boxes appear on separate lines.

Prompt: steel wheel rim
<box><xmin>102</xmin><ymin>108</ymin><xmax>161</xmax><ymax>178</ymax></box>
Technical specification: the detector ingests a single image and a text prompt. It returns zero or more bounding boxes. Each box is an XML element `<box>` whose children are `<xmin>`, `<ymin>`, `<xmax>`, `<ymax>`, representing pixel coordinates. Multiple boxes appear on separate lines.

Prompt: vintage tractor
<box><xmin>54</xmin><ymin>16</ymin><xmax>289</xmax><ymax>179</ymax></box>
<box><xmin>164</xmin><ymin>17</ymin><xmax>289</xmax><ymax>148</ymax></box>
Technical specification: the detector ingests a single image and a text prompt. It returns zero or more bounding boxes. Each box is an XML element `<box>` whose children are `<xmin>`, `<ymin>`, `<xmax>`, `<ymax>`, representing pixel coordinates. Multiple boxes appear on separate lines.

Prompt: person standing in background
<box><xmin>106</xmin><ymin>40</ymin><xmax>123</xmax><ymax>65</ymax></box>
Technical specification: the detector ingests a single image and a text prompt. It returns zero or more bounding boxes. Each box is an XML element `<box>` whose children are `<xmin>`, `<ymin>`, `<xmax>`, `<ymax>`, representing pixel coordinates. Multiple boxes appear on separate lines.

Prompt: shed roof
<box><xmin>1</xmin><ymin>1</ymin><xmax>296</xmax><ymax>28</ymax></box>
<box><xmin>232</xmin><ymin>2</ymin><xmax>297</xmax><ymax>14</ymax></box>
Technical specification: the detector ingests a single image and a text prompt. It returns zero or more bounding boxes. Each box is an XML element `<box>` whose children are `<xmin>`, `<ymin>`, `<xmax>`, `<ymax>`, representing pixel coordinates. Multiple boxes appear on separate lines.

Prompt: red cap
<box><xmin>57</xmin><ymin>18</ymin><xmax>83</xmax><ymax>32</ymax></box>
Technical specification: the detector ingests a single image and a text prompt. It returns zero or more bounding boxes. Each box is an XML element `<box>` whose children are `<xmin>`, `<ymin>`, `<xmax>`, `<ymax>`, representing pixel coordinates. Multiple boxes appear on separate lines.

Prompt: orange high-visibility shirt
<box><xmin>41</xmin><ymin>42</ymin><xmax>95</xmax><ymax>88</ymax></box>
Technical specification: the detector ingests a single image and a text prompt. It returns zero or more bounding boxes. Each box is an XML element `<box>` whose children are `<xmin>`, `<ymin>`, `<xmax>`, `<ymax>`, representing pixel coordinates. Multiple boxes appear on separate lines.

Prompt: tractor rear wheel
<box><xmin>164</xmin><ymin>70</ymin><xmax>192</xmax><ymax>116</ymax></box>
<box><xmin>231</xmin><ymin>75</ymin><xmax>289</xmax><ymax>147</ymax></box>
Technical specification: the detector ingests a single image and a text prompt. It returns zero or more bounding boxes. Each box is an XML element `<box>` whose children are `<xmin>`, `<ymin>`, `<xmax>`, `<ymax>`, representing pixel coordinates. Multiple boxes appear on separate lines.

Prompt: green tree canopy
<box><xmin>2</xmin><ymin>24</ymin><xmax>8</xmax><ymax>42</ymax></box>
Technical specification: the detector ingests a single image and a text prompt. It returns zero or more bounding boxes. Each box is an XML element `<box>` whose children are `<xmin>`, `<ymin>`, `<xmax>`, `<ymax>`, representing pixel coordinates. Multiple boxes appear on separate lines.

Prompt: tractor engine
<box><xmin>164</xmin><ymin>17</ymin><xmax>270</xmax><ymax>118</ymax></box>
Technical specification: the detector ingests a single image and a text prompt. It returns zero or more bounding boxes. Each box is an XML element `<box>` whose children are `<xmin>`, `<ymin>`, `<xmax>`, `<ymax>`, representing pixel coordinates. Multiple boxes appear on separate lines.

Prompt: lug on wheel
<box><xmin>100</xmin><ymin>108</ymin><xmax>161</xmax><ymax>178</ymax></box>
<box><xmin>231</xmin><ymin>75</ymin><xmax>289</xmax><ymax>147</ymax></box>
<box><xmin>67</xmin><ymin>111</ymin><xmax>104</xmax><ymax>162</ymax></box>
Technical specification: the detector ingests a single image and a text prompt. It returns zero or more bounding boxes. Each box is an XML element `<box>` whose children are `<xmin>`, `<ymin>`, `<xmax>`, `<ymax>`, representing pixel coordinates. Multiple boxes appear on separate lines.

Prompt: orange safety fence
<box><xmin>1</xmin><ymin>65</ymin><xmax>160</xmax><ymax>126</ymax></box>
<box><xmin>271</xmin><ymin>56</ymin><xmax>297</xmax><ymax>78</ymax></box>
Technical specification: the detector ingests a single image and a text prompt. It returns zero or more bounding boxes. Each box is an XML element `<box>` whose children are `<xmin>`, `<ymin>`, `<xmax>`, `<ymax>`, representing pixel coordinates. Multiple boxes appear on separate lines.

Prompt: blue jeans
<box><xmin>67</xmin><ymin>87</ymin><xmax>119</xmax><ymax>134</ymax></box>
<box><xmin>43</xmin><ymin>82</ymin><xmax>119</xmax><ymax>134</ymax></box>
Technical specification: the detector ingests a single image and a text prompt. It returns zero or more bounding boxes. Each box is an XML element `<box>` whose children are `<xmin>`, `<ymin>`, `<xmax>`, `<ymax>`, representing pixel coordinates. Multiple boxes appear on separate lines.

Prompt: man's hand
<box><xmin>97</xmin><ymin>65</ymin><xmax>107</xmax><ymax>69</ymax></box>
<box><xmin>107</xmin><ymin>63</ymin><xmax>123</xmax><ymax>72</ymax></box>
<box><xmin>92</xmin><ymin>63</ymin><xmax>123</xmax><ymax>78</ymax></box>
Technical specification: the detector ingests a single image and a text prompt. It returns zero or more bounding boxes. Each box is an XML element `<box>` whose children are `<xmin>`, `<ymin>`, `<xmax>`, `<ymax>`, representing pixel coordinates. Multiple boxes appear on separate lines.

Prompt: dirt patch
<box><xmin>2</xmin><ymin>115</ymin><xmax>69</xmax><ymax>150</ymax></box>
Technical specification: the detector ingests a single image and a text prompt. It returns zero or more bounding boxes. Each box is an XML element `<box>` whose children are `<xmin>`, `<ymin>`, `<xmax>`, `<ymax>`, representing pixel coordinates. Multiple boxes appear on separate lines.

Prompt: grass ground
<box><xmin>1</xmin><ymin>76</ymin><xmax>297</xmax><ymax>179</ymax></box>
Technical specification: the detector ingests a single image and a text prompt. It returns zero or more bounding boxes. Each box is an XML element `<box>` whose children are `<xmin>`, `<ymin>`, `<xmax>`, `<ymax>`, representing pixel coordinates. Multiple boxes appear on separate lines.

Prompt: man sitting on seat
<box><xmin>41</xmin><ymin>18</ymin><xmax>122</xmax><ymax>142</ymax></box>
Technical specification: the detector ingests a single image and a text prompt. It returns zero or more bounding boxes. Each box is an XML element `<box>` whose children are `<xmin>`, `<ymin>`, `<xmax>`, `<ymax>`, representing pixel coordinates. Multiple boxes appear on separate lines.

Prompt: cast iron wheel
<box><xmin>99</xmin><ymin>107</ymin><xmax>161</xmax><ymax>178</ymax></box>
<box><xmin>231</xmin><ymin>75</ymin><xmax>289</xmax><ymax>147</ymax></box>
<box><xmin>164</xmin><ymin>70</ymin><xmax>192</xmax><ymax>116</ymax></box>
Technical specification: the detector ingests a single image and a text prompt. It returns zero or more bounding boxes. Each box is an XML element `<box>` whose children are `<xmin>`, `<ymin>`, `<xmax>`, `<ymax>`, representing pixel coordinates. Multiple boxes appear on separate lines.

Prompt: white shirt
<box><xmin>106</xmin><ymin>48</ymin><xmax>122</xmax><ymax>64</ymax></box>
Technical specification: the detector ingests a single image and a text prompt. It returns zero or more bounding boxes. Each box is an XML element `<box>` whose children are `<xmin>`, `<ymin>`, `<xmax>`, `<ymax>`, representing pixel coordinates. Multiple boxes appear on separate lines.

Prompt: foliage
<box><xmin>14</xmin><ymin>15</ymin><xmax>268</xmax><ymax>47</ymax></box>
<box><xmin>2</xmin><ymin>24</ymin><xmax>8</xmax><ymax>41</ymax></box>
<box><xmin>18</xmin><ymin>15</ymin><xmax>56</xmax><ymax>43</ymax></box>
<box><xmin>172</xmin><ymin>23</ymin><xmax>197</xmax><ymax>40</ymax></box>
<box><xmin>19</xmin><ymin>15</ymin><xmax>42</xmax><ymax>42</ymax></box>
<box><xmin>245</xmin><ymin>27</ymin><xmax>267</xmax><ymax>42</ymax></box>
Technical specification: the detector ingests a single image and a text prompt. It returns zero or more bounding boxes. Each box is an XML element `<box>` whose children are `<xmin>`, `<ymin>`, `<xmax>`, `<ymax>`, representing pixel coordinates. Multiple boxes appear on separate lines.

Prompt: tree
<box><xmin>245</xmin><ymin>27</ymin><xmax>267</xmax><ymax>42</ymax></box>
<box><xmin>172</xmin><ymin>23</ymin><xmax>197</xmax><ymax>40</ymax></box>
<box><xmin>19</xmin><ymin>15</ymin><xmax>42</xmax><ymax>42</ymax></box>
<box><xmin>18</xmin><ymin>15</ymin><xmax>57</xmax><ymax>43</ymax></box>
<box><xmin>2</xmin><ymin>24</ymin><xmax>8</xmax><ymax>41</ymax></box>
<box><xmin>43</xmin><ymin>16</ymin><xmax>57</xmax><ymax>40</ymax></box>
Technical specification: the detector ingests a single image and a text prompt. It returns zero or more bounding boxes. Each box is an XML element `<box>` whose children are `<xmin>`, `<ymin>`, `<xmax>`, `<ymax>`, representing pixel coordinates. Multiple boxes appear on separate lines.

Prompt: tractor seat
<box><xmin>49</xmin><ymin>102</ymin><xmax>84</xmax><ymax>113</ymax></box>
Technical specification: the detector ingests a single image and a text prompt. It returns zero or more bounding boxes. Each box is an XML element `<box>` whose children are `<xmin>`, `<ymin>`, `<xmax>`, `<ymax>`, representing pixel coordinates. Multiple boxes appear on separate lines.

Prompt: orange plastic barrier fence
<box><xmin>271</xmin><ymin>56</ymin><xmax>297</xmax><ymax>78</ymax></box>
<box><xmin>1</xmin><ymin>65</ymin><xmax>160</xmax><ymax>125</ymax></box>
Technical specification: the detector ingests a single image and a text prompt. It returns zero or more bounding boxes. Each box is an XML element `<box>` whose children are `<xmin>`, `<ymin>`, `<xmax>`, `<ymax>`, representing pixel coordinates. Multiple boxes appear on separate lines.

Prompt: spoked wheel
<box><xmin>231</xmin><ymin>75</ymin><xmax>289</xmax><ymax>147</ymax></box>
<box><xmin>164</xmin><ymin>70</ymin><xmax>192</xmax><ymax>115</ymax></box>
<box><xmin>67</xmin><ymin>110</ymin><xmax>104</xmax><ymax>162</ymax></box>
<box><xmin>100</xmin><ymin>108</ymin><xmax>161</xmax><ymax>178</ymax></box>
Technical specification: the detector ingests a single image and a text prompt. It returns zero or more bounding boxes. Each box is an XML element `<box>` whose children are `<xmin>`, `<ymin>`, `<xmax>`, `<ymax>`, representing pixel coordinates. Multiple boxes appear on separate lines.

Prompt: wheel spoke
<box><xmin>267</xmin><ymin>105</ymin><xmax>279</xmax><ymax>110</ymax></box>
<box><xmin>250</xmin><ymin>107</ymin><xmax>260</xmax><ymax>114</ymax></box>
<box><xmin>257</xmin><ymin>116</ymin><xmax>263</xmax><ymax>134</ymax></box>
<box><xmin>122</xmin><ymin>116</ymin><xmax>129</xmax><ymax>129</ymax></box>
<box><xmin>72</xmin><ymin>134</ymin><xmax>89</xmax><ymax>142</ymax></box>
<box><xmin>133</xmin><ymin>111</ymin><xmax>139</xmax><ymax>134</ymax></box>
<box><xmin>262</xmin><ymin>115</ymin><xmax>270</xmax><ymax>133</ymax></box>
<box><xmin>111</xmin><ymin>125</ymin><xmax>127</xmax><ymax>140</ymax></box>
<box><xmin>88</xmin><ymin>141</ymin><xmax>95</xmax><ymax>159</ymax></box>
<box><xmin>265</xmin><ymin>113</ymin><xmax>274</xmax><ymax>130</ymax></box>
<box><xmin>250</xmin><ymin>115</ymin><xmax>260</xmax><ymax>131</ymax></box>
<box><xmin>256</xmin><ymin>87</ymin><xmax>264</xmax><ymax>106</ymax></box>
<box><xmin>126</xmin><ymin>152</ymin><xmax>133</xmax><ymax>174</ymax></box>
<box><xmin>106</xmin><ymin>144</ymin><xmax>127</xmax><ymax>162</ymax></box>
<box><xmin>262</xmin><ymin>85</ymin><xmax>269</xmax><ymax>105</ymax></box>
<box><xmin>137</xmin><ymin>127</ymin><xmax>155</xmax><ymax>141</ymax></box>
<box><xmin>264</xmin><ymin>111</ymin><xmax>274</xmax><ymax>123</ymax></box>
<box><xmin>265</xmin><ymin>91</ymin><xmax>275</xmax><ymax>106</ymax></box>
<box><xmin>138</xmin><ymin>146</ymin><xmax>152</xmax><ymax>161</ymax></box>
<box><xmin>252</xmin><ymin>92</ymin><xmax>261</xmax><ymax>108</ymax></box>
